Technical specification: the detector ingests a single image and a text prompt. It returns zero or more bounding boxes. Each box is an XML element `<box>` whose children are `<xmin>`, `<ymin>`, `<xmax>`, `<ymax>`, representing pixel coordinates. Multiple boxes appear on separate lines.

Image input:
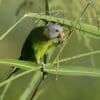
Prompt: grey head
<box><xmin>47</xmin><ymin>23</ymin><xmax>64</xmax><ymax>39</ymax></box>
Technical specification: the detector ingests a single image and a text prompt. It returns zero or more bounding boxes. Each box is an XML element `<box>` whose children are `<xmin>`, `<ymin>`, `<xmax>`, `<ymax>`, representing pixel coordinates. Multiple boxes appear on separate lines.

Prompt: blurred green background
<box><xmin>0</xmin><ymin>0</ymin><xmax>100</xmax><ymax>100</ymax></box>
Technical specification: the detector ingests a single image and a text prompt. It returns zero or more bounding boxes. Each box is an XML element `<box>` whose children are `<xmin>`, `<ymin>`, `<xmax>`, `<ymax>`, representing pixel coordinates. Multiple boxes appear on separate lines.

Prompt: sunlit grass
<box><xmin>0</xmin><ymin>0</ymin><xmax>100</xmax><ymax>100</ymax></box>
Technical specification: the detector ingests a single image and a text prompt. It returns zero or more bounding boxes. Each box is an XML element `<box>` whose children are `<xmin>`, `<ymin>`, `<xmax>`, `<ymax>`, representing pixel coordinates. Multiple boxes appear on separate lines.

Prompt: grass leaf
<box><xmin>0</xmin><ymin>13</ymin><xmax>99</xmax><ymax>41</ymax></box>
<box><xmin>0</xmin><ymin>69</ymin><xmax>41</xmax><ymax>88</ymax></box>
<box><xmin>0</xmin><ymin>59</ymin><xmax>41</xmax><ymax>70</ymax></box>
<box><xmin>26</xmin><ymin>13</ymin><xmax>100</xmax><ymax>37</ymax></box>
<box><xmin>45</xmin><ymin>66</ymin><xmax>100</xmax><ymax>77</ymax></box>
<box><xmin>19</xmin><ymin>71</ymin><xmax>43</xmax><ymax>100</ymax></box>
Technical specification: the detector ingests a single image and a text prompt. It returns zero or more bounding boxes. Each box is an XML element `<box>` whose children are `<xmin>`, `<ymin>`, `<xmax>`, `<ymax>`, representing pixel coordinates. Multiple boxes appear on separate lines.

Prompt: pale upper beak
<box><xmin>59</xmin><ymin>32</ymin><xmax>65</xmax><ymax>39</ymax></box>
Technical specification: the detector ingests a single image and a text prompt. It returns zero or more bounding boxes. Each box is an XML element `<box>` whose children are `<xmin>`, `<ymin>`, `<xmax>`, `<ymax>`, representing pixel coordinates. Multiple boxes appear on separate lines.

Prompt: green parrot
<box><xmin>6</xmin><ymin>23</ymin><xmax>65</xmax><ymax>78</ymax></box>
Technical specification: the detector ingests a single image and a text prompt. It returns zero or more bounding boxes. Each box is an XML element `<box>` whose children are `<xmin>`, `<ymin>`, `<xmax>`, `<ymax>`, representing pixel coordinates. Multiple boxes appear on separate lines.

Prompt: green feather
<box><xmin>5</xmin><ymin>25</ymin><xmax>60</xmax><ymax>79</ymax></box>
<box><xmin>20</xmin><ymin>26</ymin><xmax>58</xmax><ymax>64</ymax></box>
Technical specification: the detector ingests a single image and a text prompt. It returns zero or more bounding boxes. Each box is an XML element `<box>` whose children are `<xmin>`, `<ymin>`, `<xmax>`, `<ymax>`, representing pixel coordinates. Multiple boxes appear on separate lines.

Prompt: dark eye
<box><xmin>55</xmin><ymin>29</ymin><xmax>59</xmax><ymax>32</ymax></box>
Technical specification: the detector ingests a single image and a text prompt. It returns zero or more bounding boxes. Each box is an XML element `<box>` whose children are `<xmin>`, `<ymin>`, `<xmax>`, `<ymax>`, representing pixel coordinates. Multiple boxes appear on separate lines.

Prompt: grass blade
<box><xmin>45</xmin><ymin>0</ymin><xmax>49</xmax><ymax>15</ymax></box>
<box><xmin>0</xmin><ymin>59</ymin><xmax>40</xmax><ymax>70</ymax></box>
<box><xmin>19</xmin><ymin>71</ymin><xmax>43</xmax><ymax>100</ymax></box>
<box><xmin>45</xmin><ymin>66</ymin><xmax>100</xmax><ymax>77</ymax></box>
<box><xmin>0</xmin><ymin>13</ymin><xmax>99</xmax><ymax>41</ymax></box>
<box><xmin>26</xmin><ymin>13</ymin><xmax>100</xmax><ymax>37</ymax></box>
<box><xmin>0</xmin><ymin>68</ymin><xmax>41</xmax><ymax>88</ymax></box>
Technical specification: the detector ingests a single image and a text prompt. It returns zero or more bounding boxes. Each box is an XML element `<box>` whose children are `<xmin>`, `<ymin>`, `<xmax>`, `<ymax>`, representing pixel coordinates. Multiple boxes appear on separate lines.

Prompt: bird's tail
<box><xmin>4</xmin><ymin>56</ymin><xmax>23</xmax><ymax>80</ymax></box>
<box><xmin>5</xmin><ymin>67</ymin><xmax>19</xmax><ymax>80</ymax></box>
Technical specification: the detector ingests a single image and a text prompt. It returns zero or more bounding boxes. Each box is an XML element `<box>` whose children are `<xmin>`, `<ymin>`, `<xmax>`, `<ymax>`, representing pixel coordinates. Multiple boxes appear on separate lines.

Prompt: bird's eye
<box><xmin>55</xmin><ymin>29</ymin><xmax>59</xmax><ymax>32</ymax></box>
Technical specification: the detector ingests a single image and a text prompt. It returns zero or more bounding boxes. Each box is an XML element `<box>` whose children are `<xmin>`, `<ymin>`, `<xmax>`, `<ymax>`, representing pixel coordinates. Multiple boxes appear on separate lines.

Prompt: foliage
<box><xmin>0</xmin><ymin>0</ymin><xmax>100</xmax><ymax>100</ymax></box>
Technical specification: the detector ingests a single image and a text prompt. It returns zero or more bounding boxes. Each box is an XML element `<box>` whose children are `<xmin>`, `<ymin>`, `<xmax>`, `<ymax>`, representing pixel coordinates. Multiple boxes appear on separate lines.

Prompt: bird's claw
<box><xmin>40</xmin><ymin>62</ymin><xmax>45</xmax><ymax>71</ymax></box>
<box><xmin>40</xmin><ymin>62</ymin><xmax>47</xmax><ymax>79</ymax></box>
<box><xmin>58</xmin><ymin>38</ymin><xmax>65</xmax><ymax>44</ymax></box>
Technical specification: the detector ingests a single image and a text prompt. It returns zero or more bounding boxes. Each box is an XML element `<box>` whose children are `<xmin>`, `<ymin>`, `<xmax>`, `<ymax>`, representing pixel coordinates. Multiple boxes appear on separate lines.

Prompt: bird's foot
<box><xmin>40</xmin><ymin>62</ymin><xmax>47</xmax><ymax>79</ymax></box>
<box><xmin>40</xmin><ymin>62</ymin><xmax>45</xmax><ymax>70</ymax></box>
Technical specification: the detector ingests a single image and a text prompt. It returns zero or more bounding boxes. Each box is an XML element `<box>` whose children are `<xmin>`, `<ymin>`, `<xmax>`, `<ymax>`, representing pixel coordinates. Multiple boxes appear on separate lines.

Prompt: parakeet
<box><xmin>6</xmin><ymin>23</ymin><xmax>65</xmax><ymax>78</ymax></box>
<box><xmin>20</xmin><ymin>23</ymin><xmax>65</xmax><ymax>63</ymax></box>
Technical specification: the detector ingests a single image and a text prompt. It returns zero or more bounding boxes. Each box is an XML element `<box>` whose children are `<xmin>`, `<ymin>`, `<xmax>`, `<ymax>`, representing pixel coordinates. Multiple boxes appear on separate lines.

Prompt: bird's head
<box><xmin>46</xmin><ymin>23</ymin><xmax>65</xmax><ymax>40</ymax></box>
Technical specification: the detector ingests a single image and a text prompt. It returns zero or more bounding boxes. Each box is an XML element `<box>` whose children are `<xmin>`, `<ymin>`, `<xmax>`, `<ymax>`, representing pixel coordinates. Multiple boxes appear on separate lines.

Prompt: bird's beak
<box><xmin>59</xmin><ymin>32</ymin><xmax>65</xmax><ymax>39</ymax></box>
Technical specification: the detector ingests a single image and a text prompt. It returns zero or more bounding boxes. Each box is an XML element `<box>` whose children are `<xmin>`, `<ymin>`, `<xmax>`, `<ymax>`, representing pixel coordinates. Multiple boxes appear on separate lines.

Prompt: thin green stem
<box><xmin>19</xmin><ymin>71</ymin><xmax>42</xmax><ymax>100</ymax></box>
<box><xmin>46</xmin><ymin>50</ymin><xmax>100</xmax><ymax>66</ymax></box>
<box><xmin>0</xmin><ymin>68</ymin><xmax>41</xmax><ymax>87</ymax></box>
<box><xmin>0</xmin><ymin>15</ymin><xmax>26</xmax><ymax>41</ymax></box>
<box><xmin>59</xmin><ymin>50</ymin><xmax>100</xmax><ymax>63</ymax></box>
<box><xmin>45</xmin><ymin>0</ymin><xmax>49</xmax><ymax>15</ymax></box>
<box><xmin>45</xmin><ymin>0</ymin><xmax>49</xmax><ymax>25</ymax></box>
<box><xmin>52</xmin><ymin>0</ymin><xmax>92</xmax><ymax>65</ymax></box>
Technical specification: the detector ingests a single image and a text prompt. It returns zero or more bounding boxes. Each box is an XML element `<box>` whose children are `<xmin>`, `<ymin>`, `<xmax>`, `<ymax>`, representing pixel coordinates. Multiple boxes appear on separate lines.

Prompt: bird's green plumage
<box><xmin>20</xmin><ymin>26</ymin><xmax>57</xmax><ymax>63</ymax></box>
<box><xmin>5</xmin><ymin>23</ymin><xmax>64</xmax><ymax>79</ymax></box>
